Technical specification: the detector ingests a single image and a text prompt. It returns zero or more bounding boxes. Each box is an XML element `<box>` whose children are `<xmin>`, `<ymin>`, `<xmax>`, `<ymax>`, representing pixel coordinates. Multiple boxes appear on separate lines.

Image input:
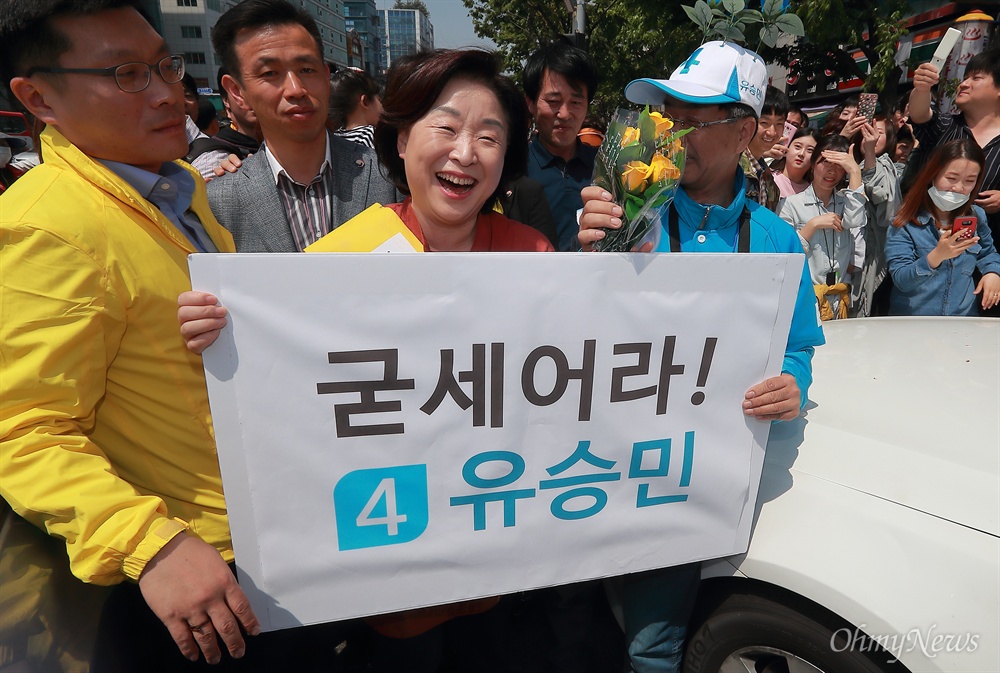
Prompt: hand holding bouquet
<box><xmin>591</xmin><ymin>107</ymin><xmax>690</xmax><ymax>252</ymax></box>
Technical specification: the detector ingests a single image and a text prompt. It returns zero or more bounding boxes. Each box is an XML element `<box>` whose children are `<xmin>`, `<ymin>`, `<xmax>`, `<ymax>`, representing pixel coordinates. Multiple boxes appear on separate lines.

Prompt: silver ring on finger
<box><xmin>189</xmin><ymin>621</ymin><xmax>212</xmax><ymax>634</ymax></box>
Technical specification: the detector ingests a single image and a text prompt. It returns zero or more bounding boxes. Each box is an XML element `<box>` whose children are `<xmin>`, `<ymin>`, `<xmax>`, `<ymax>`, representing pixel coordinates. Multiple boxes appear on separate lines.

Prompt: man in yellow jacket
<box><xmin>0</xmin><ymin>2</ymin><xmax>298</xmax><ymax>669</ymax></box>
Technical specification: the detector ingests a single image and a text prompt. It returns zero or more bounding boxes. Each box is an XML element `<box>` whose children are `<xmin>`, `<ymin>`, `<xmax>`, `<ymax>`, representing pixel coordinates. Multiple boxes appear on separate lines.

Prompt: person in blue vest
<box><xmin>578</xmin><ymin>41</ymin><xmax>825</xmax><ymax>673</ymax></box>
<box><xmin>523</xmin><ymin>39</ymin><xmax>599</xmax><ymax>251</ymax></box>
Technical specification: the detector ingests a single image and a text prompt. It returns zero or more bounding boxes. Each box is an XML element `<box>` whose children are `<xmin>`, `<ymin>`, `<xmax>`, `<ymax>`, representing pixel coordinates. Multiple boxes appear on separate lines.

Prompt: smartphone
<box><xmin>780</xmin><ymin>121</ymin><xmax>798</xmax><ymax>146</ymax></box>
<box><xmin>930</xmin><ymin>27</ymin><xmax>962</xmax><ymax>72</ymax></box>
<box><xmin>858</xmin><ymin>93</ymin><xmax>877</xmax><ymax>125</ymax></box>
<box><xmin>952</xmin><ymin>216</ymin><xmax>977</xmax><ymax>239</ymax></box>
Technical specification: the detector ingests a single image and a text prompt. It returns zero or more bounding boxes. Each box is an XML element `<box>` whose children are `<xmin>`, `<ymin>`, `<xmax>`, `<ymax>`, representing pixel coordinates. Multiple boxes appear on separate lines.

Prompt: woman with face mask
<box><xmin>886</xmin><ymin>139</ymin><xmax>1000</xmax><ymax>315</ymax></box>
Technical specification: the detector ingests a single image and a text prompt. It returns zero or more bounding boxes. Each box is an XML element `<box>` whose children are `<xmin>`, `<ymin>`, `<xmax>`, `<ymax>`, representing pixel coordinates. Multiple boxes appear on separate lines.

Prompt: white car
<box><xmin>687</xmin><ymin>317</ymin><xmax>999</xmax><ymax>673</ymax></box>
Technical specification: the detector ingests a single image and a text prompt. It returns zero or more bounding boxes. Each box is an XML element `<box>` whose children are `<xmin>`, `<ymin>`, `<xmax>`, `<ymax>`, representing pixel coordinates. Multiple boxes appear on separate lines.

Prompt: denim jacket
<box><xmin>885</xmin><ymin>206</ymin><xmax>1000</xmax><ymax>316</ymax></box>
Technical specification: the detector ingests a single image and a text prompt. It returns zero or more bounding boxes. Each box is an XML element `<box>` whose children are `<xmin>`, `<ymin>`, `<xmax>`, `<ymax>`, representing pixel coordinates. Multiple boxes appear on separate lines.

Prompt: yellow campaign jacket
<box><xmin>1</xmin><ymin>127</ymin><xmax>236</xmax><ymax>585</ymax></box>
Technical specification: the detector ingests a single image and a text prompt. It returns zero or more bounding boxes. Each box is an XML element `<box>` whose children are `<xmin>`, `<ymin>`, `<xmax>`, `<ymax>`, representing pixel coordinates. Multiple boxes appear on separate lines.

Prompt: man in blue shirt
<box><xmin>523</xmin><ymin>40</ymin><xmax>599</xmax><ymax>251</ymax></box>
<box><xmin>522</xmin><ymin>45</ymin><xmax>605</xmax><ymax>671</ymax></box>
<box><xmin>579</xmin><ymin>41</ymin><xmax>825</xmax><ymax>673</ymax></box>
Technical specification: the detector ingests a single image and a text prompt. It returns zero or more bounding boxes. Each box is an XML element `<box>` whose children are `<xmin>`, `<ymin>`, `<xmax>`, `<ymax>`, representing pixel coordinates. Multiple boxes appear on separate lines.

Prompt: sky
<box><xmin>380</xmin><ymin>0</ymin><xmax>496</xmax><ymax>49</ymax></box>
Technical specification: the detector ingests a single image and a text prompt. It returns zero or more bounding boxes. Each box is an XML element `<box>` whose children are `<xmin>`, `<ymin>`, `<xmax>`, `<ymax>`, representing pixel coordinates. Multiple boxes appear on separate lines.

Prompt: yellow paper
<box><xmin>304</xmin><ymin>203</ymin><xmax>423</xmax><ymax>253</ymax></box>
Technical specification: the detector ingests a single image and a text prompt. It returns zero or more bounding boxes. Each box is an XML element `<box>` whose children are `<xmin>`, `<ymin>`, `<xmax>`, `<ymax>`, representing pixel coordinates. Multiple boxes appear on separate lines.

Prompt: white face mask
<box><xmin>927</xmin><ymin>185</ymin><xmax>970</xmax><ymax>211</ymax></box>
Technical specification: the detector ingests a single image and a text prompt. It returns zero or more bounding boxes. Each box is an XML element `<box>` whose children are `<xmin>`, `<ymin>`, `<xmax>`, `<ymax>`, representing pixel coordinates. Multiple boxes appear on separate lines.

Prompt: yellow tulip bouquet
<box><xmin>591</xmin><ymin>107</ymin><xmax>692</xmax><ymax>252</ymax></box>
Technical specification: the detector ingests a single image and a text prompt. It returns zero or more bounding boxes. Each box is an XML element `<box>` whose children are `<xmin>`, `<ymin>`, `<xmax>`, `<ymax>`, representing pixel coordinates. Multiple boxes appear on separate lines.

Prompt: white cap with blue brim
<box><xmin>624</xmin><ymin>41</ymin><xmax>768</xmax><ymax>116</ymax></box>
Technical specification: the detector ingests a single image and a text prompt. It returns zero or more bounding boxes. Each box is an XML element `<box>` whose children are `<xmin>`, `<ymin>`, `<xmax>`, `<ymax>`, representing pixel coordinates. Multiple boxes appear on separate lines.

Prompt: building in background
<box><xmin>159</xmin><ymin>0</ymin><xmax>352</xmax><ymax>91</ymax></box>
<box><xmin>159</xmin><ymin>0</ymin><xmax>227</xmax><ymax>89</ymax></box>
<box><xmin>379</xmin><ymin>6</ymin><xmax>434</xmax><ymax>71</ymax></box>
<box><xmin>346</xmin><ymin>30</ymin><xmax>364</xmax><ymax>71</ymax></box>
<box><xmin>345</xmin><ymin>0</ymin><xmax>384</xmax><ymax>76</ymax></box>
<box><xmin>137</xmin><ymin>0</ymin><xmax>165</xmax><ymax>33</ymax></box>
<box><xmin>303</xmin><ymin>0</ymin><xmax>350</xmax><ymax>70</ymax></box>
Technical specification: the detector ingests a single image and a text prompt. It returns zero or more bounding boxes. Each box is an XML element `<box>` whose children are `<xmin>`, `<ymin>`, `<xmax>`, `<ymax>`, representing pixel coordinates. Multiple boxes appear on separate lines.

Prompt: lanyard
<box><xmin>817</xmin><ymin>194</ymin><xmax>838</xmax><ymax>279</ymax></box>
<box><xmin>668</xmin><ymin>203</ymin><xmax>752</xmax><ymax>253</ymax></box>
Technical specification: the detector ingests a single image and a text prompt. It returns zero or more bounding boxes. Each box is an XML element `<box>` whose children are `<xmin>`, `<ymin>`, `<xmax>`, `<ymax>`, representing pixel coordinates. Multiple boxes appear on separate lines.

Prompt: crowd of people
<box><xmin>585</xmin><ymin>54</ymin><xmax>1000</xmax><ymax>320</ymax></box>
<box><xmin>610</xmin><ymin>58</ymin><xmax>1000</xmax><ymax>321</ymax></box>
<box><xmin>0</xmin><ymin>0</ymin><xmax>997</xmax><ymax>672</ymax></box>
<box><xmin>814</xmin><ymin>63</ymin><xmax>1000</xmax><ymax>318</ymax></box>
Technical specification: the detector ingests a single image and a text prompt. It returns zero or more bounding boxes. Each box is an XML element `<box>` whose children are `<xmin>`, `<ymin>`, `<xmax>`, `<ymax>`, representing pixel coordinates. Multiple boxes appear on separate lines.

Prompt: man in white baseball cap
<box><xmin>579</xmin><ymin>41</ymin><xmax>824</xmax><ymax>673</ymax></box>
<box><xmin>624</xmin><ymin>40</ymin><xmax>766</xmax><ymax>114</ymax></box>
<box><xmin>618</xmin><ymin>41</ymin><xmax>767</xmax><ymax>208</ymax></box>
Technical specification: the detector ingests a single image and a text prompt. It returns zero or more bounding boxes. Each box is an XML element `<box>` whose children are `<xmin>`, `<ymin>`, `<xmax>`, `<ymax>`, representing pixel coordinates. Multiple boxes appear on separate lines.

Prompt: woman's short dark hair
<box><xmin>375</xmin><ymin>49</ymin><xmax>529</xmax><ymax>212</ymax></box>
<box><xmin>791</xmin><ymin>126</ymin><xmax>823</xmax><ymax>145</ymax></box>
<box><xmin>329</xmin><ymin>68</ymin><xmax>381</xmax><ymax>129</ymax></box>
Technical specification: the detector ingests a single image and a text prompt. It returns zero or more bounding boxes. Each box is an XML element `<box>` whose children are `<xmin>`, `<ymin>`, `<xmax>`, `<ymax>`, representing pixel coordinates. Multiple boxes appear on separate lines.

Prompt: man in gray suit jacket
<box><xmin>206</xmin><ymin>0</ymin><xmax>397</xmax><ymax>253</ymax></box>
<box><xmin>207</xmin><ymin>132</ymin><xmax>397</xmax><ymax>252</ymax></box>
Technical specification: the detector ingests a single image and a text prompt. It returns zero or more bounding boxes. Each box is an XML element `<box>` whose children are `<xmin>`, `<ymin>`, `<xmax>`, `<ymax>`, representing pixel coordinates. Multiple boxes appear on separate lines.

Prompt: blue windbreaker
<box><xmin>653</xmin><ymin>172</ymin><xmax>825</xmax><ymax>407</ymax></box>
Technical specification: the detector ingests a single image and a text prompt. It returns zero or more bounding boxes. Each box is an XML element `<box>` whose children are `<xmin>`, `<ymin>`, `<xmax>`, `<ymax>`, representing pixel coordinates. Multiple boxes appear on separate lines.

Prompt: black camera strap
<box><xmin>668</xmin><ymin>202</ymin><xmax>752</xmax><ymax>253</ymax></box>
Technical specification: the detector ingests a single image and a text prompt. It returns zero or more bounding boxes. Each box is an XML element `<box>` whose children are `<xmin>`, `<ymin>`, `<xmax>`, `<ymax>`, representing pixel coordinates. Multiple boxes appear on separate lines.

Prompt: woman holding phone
<box><xmin>852</xmin><ymin>114</ymin><xmax>901</xmax><ymax>316</ymax></box>
<box><xmin>886</xmin><ymin>139</ymin><xmax>1000</xmax><ymax>316</ymax></box>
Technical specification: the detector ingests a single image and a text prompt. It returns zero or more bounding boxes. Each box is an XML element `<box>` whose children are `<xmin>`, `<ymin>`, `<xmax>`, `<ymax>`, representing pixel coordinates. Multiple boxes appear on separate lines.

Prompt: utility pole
<box><xmin>561</xmin><ymin>0</ymin><xmax>587</xmax><ymax>49</ymax></box>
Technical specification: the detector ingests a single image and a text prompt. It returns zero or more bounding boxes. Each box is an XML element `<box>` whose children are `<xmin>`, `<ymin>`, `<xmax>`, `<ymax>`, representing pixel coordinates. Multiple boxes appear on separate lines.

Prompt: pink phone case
<box><xmin>781</xmin><ymin>121</ymin><xmax>797</xmax><ymax>146</ymax></box>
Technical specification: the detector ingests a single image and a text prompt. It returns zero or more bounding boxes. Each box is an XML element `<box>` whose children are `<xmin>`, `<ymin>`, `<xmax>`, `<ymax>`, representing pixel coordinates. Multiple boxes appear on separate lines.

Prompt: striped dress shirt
<box><xmin>263</xmin><ymin>138</ymin><xmax>335</xmax><ymax>251</ymax></box>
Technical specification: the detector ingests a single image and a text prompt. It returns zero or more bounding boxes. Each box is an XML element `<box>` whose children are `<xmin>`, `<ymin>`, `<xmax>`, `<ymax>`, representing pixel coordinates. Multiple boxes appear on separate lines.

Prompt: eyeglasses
<box><xmin>669</xmin><ymin>117</ymin><xmax>741</xmax><ymax>132</ymax></box>
<box><xmin>26</xmin><ymin>54</ymin><xmax>185</xmax><ymax>93</ymax></box>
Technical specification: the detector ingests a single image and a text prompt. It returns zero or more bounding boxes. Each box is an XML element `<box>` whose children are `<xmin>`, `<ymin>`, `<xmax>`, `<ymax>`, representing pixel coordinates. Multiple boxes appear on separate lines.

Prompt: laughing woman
<box><xmin>353</xmin><ymin>48</ymin><xmax>550</xmax><ymax>671</ymax></box>
<box><xmin>371</xmin><ymin>49</ymin><xmax>552</xmax><ymax>254</ymax></box>
<box><xmin>178</xmin><ymin>49</ymin><xmax>551</xmax><ymax>350</ymax></box>
<box><xmin>178</xmin><ymin>49</ymin><xmax>550</xmax><ymax>672</ymax></box>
